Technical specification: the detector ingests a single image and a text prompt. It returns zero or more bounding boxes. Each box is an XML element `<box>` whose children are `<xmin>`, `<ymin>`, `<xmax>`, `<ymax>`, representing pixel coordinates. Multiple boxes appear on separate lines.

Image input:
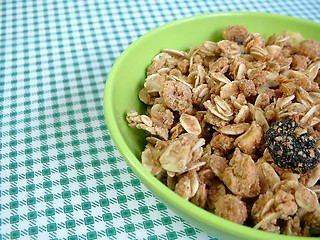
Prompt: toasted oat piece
<box><xmin>214</xmin><ymin>194</ymin><xmax>248</xmax><ymax>224</ymax></box>
<box><xmin>220</xmin><ymin>123</ymin><xmax>250</xmax><ymax>135</ymax></box>
<box><xmin>222</xmin><ymin>25</ymin><xmax>249</xmax><ymax>44</ymax></box>
<box><xmin>235</xmin><ymin>121</ymin><xmax>263</xmax><ymax>154</ymax></box>
<box><xmin>222</xmin><ymin>148</ymin><xmax>261</xmax><ymax>198</ymax></box>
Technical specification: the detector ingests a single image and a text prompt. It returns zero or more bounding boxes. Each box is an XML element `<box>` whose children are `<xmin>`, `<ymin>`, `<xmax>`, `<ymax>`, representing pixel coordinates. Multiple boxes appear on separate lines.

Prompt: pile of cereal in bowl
<box><xmin>126</xmin><ymin>25</ymin><xmax>320</xmax><ymax>236</ymax></box>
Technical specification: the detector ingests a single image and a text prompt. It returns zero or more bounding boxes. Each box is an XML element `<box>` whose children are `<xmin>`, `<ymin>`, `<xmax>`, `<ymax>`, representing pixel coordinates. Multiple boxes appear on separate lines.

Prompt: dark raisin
<box><xmin>265</xmin><ymin>120</ymin><xmax>320</xmax><ymax>174</ymax></box>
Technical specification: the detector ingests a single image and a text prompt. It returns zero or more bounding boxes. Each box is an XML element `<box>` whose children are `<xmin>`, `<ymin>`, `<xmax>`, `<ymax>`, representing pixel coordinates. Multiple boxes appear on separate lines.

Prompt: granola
<box><xmin>127</xmin><ymin>25</ymin><xmax>320</xmax><ymax>236</ymax></box>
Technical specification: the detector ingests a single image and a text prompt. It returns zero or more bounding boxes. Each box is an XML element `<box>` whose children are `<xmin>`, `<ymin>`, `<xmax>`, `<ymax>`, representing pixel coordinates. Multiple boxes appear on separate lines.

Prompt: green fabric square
<box><xmin>24</xmin><ymin>137</ymin><xmax>32</xmax><ymax>144</ymax></box>
<box><xmin>9</xmin><ymin>162</ymin><xmax>17</xmax><ymax>169</ymax></box>
<box><xmin>42</xmin><ymin>168</ymin><xmax>51</xmax><ymax>176</ymax></box>
<box><xmin>10</xmin><ymin>111</ymin><xmax>17</xmax><ymax>117</ymax></box>
<box><xmin>39</xmin><ymin>124</ymin><xmax>47</xmax><ymax>131</ymax></box>
<box><xmin>9</xmin><ymin>129</ymin><xmax>17</xmax><ymax>136</ymax></box>
<box><xmin>120</xmin><ymin>209</ymin><xmax>131</xmax><ymax>218</ymax></box>
<box><xmin>43</xmin><ymin>181</ymin><xmax>52</xmax><ymax>188</ymax></box>
<box><xmin>25</xmin><ymin>159</ymin><xmax>33</xmax><ymax>166</ymax></box>
<box><xmin>85</xmin><ymin>127</ymin><xmax>93</xmax><ymax>133</ymax></box>
<box><xmin>135</xmin><ymin>192</ymin><xmax>145</xmax><ymax>200</ymax></box>
<box><xmin>40</xmin><ymin>134</ymin><xmax>48</xmax><ymax>141</ymax></box>
<box><xmin>9</xmin><ymin>151</ymin><xmax>17</xmax><ymax>158</ymax></box>
<box><xmin>52</xmin><ymin>112</ymin><xmax>60</xmax><ymax>118</ymax></box>
<box><xmin>10</xmin><ymin>215</ymin><xmax>19</xmax><ymax>224</ymax></box>
<box><xmin>44</xmin><ymin>194</ymin><xmax>53</xmax><ymax>202</ymax></box>
<box><xmin>68</xmin><ymin>235</ymin><xmax>78</xmax><ymax>240</ymax></box>
<box><xmin>9</xmin><ymin>187</ymin><xmax>18</xmax><ymax>195</ymax></box>
<box><xmin>38</xmin><ymin>114</ymin><xmax>45</xmax><ymax>120</ymax></box>
<box><xmin>117</xmin><ymin>195</ymin><xmax>127</xmax><ymax>203</ymax></box>
<box><xmin>66</xmin><ymin>220</ymin><xmax>75</xmax><ymax>228</ymax></box>
<box><xmin>87</xmin><ymin>137</ymin><xmax>95</xmax><ymax>144</ymax></box>
<box><xmin>56</xmin><ymin>142</ymin><xmax>64</xmax><ymax>149</ymax></box>
<box><xmin>148</xmin><ymin>236</ymin><xmax>158</xmax><ymax>240</ymax></box>
<box><xmin>110</xmin><ymin>169</ymin><xmax>119</xmax><ymax>176</ymax></box>
<box><xmin>86</xmin><ymin>231</ymin><xmax>97</xmax><ymax>240</ymax></box>
<box><xmin>131</xmin><ymin>178</ymin><xmax>140</xmax><ymax>186</ymax></box>
<box><xmin>99</xmin><ymin>198</ymin><xmax>109</xmax><ymax>207</ymax></box>
<box><xmin>47</xmin><ymin>223</ymin><xmax>57</xmax><ymax>232</ymax></box>
<box><xmin>59</xmin><ymin>165</ymin><xmax>67</xmax><ymax>173</ymax></box>
<box><xmin>28</xmin><ymin>211</ymin><xmax>37</xmax><ymax>220</ymax></box>
<box><xmin>94</xmin><ymin>172</ymin><xmax>103</xmax><ymax>179</ymax></box>
<box><xmin>107</xmin><ymin>157</ymin><xmax>116</xmax><ymax>164</ymax></box>
<box><xmin>9</xmin><ymin>140</ymin><xmax>17</xmax><ymax>147</ymax></box>
<box><xmin>27</xmin><ymin>197</ymin><xmax>36</xmax><ymax>205</ymax></box>
<box><xmin>66</xmin><ymin>101</ymin><xmax>73</xmax><ymax>107</ymax></box>
<box><xmin>102</xmin><ymin>213</ymin><xmax>112</xmax><ymax>221</ymax></box>
<box><xmin>23</xmin><ymin>117</ymin><xmax>31</xmax><ymax>124</ymax></box>
<box><xmin>67</xmin><ymin>110</ymin><xmax>75</xmax><ymax>117</ymax></box>
<box><xmin>26</xmin><ymin>184</ymin><xmax>35</xmax><ymax>192</ymax></box>
<box><xmin>40</xmin><ymin>145</ymin><xmax>49</xmax><ymax>152</ymax></box>
<box><xmin>105</xmin><ymin>145</ymin><xmax>113</xmax><ymax>152</ymax></box>
<box><xmin>98</xmin><ymin>114</ymin><xmax>105</xmax><ymax>121</ymax></box>
<box><xmin>57</xmin><ymin>153</ymin><xmax>66</xmax><ymax>160</ymax></box>
<box><xmin>64</xmin><ymin>205</ymin><xmax>73</xmax><ymax>213</ymax></box>
<box><xmin>60</xmin><ymin>178</ymin><xmax>69</xmax><ymax>185</ymax></box>
<box><xmin>24</xmin><ymin>126</ymin><xmax>31</xmax><ymax>133</ymax></box>
<box><xmin>113</xmin><ymin>182</ymin><xmax>123</xmax><ymax>190</ymax></box>
<box><xmin>124</xmin><ymin>224</ymin><xmax>135</xmax><ymax>233</ymax></box>
<box><xmin>26</xmin><ymin>171</ymin><xmax>34</xmax><ymax>179</ymax></box>
<box><xmin>72</xmin><ymin>141</ymin><xmax>80</xmax><ymax>147</ymax></box>
<box><xmin>139</xmin><ymin>206</ymin><xmax>149</xmax><ymax>215</ymax></box>
<box><xmin>185</xmin><ymin>227</ymin><xmax>196</xmax><ymax>236</ymax></box>
<box><xmin>106</xmin><ymin>227</ymin><xmax>116</xmax><ymax>236</ymax></box>
<box><xmin>166</xmin><ymin>232</ymin><xmax>177</xmax><ymax>240</ymax></box>
<box><xmin>9</xmin><ymin>174</ymin><xmax>18</xmax><ymax>182</ymax></box>
<box><xmin>70</xmin><ymin>129</ymin><xmax>78</xmax><ymax>136</ymax></box>
<box><xmin>102</xmin><ymin>135</ymin><xmax>110</xmax><ymax>141</ymax></box>
<box><xmin>82</xmin><ymin>202</ymin><xmax>91</xmax><ymax>210</ymax></box>
<box><xmin>84</xmin><ymin>216</ymin><xmax>94</xmax><ymax>225</ymax></box>
<box><xmin>41</xmin><ymin>156</ymin><xmax>49</xmax><ymax>163</ymax></box>
<box><xmin>10</xmin><ymin>119</ymin><xmax>17</xmax><ymax>126</ymax></box>
<box><xmin>89</xmin><ymin>148</ymin><xmax>98</xmax><ymax>155</ymax></box>
<box><xmin>10</xmin><ymin>201</ymin><xmax>19</xmax><ymax>209</ymax></box>
<box><xmin>62</xmin><ymin>191</ymin><xmax>71</xmax><ymax>199</ymax></box>
<box><xmin>156</xmin><ymin>203</ymin><xmax>167</xmax><ymax>211</ymax></box>
<box><xmin>79</xmin><ymin>187</ymin><xmax>88</xmax><ymax>196</ymax></box>
<box><xmin>161</xmin><ymin>216</ymin><xmax>172</xmax><ymax>225</ymax></box>
<box><xmin>77</xmin><ymin>175</ymin><xmax>86</xmax><ymax>182</ymax></box>
<box><xmin>25</xmin><ymin>148</ymin><xmax>33</xmax><ymax>155</ymax></box>
<box><xmin>96</xmin><ymin>185</ymin><xmax>106</xmax><ymax>193</ymax></box>
<box><xmin>91</xmin><ymin>160</ymin><xmax>100</xmax><ymax>167</ymax></box>
<box><xmin>45</xmin><ymin>208</ymin><xmax>55</xmax><ymax>216</ymax></box>
<box><xmin>10</xmin><ymin>230</ymin><xmax>20</xmax><ymax>239</ymax></box>
<box><xmin>28</xmin><ymin>226</ymin><xmax>38</xmax><ymax>235</ymax></box>
<box><xmin>75</xmin><ymin>162</ymin><xmax>83</xmax><ymax>170</ymax></box>
<box><xmin>83</xmin><ymin>116</ymin><xmax>91</xmax><ymax>123</ymax></box>
<box><xmin>143</xmin><ymin>220</ymin><xmax>154</xmax><ymax>229</ymax></box>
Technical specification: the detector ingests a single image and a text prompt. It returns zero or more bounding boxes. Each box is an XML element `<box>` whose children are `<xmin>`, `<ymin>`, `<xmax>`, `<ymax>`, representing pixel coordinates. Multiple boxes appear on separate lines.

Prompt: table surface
<box><xmin>1</xmin><ymin>0</ymin><xmax>320</xmax><ymax>239</ymax></box>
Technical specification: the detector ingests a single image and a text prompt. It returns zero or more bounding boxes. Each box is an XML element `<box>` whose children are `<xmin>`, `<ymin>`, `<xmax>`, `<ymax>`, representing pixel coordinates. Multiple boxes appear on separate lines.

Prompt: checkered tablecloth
<box><xmin>1</xmin><ymin>0</ymin><xmax>319</xmax><ymax>239</ymax></box>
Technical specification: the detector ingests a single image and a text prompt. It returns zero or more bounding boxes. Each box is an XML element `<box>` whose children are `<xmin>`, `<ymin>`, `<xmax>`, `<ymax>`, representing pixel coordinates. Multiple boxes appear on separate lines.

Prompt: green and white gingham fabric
<box><xmin>1</xmin><ymin>0</ymin><xmax>319</xmax><ymax>239</ymax></box>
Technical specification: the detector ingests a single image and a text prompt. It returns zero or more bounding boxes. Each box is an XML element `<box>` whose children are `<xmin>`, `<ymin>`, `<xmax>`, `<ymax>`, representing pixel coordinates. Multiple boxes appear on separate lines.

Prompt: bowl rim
<box><xmin>104</xmin><ymin>11</ymin><xmax>319</xmax><ymax>240</ymax></box>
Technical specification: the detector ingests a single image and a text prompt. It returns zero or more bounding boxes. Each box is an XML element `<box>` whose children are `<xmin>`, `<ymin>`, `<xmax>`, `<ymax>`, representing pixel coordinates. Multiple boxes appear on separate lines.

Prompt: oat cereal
<box><xmin>126</xmin><ymin>25</ymin><xmax>320</xmax><ymax>236</ymax></box>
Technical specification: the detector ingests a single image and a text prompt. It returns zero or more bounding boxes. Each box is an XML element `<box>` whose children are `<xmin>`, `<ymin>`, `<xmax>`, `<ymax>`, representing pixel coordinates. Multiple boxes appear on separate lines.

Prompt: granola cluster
<box><xmin>126</xmin><ymin>25</ymin><xmax>320</xmax><ymax>236</ymax></box>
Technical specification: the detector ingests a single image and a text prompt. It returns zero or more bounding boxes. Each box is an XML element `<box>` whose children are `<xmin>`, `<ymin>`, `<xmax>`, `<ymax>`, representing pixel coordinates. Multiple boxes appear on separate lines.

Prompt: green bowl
<box><xmin>104</xmin><ymin>12</ymin><xmax>320</xmax><ymax>240</ymax></box>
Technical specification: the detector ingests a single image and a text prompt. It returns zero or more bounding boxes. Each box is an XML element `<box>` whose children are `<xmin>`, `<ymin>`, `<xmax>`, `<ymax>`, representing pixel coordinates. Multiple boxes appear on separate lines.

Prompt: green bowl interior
<box><xmin>104</xmin><ymin>12</ymin><xmax>320</xmax><ymax>240</ymax></box>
